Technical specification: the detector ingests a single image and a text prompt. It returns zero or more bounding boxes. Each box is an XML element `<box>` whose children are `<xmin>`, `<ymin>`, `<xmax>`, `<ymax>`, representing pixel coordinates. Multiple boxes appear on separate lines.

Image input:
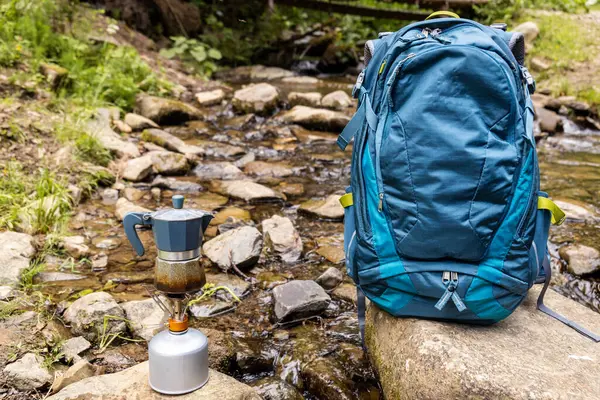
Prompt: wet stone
<box><xmin>123</xmin><ymin>187</ymin><xmax>145</xmax><ymax>202</ymax></box>
<box><xmin>122</xmin><ymin>297</ymin><xmax>169</xmax><ymax>341</ymax></box>
<box><xmin>0</xmin><ymin>231</ymin><xmax>35</xmax><ymax>286</ymax></box>
<box><xmin>206</xmin><ymin>273</ymin><xmax>252</xmax><ymax>301</ymax></box>
<box><xmin>61</xmin><ymin>336</ymin><xmax>92</xmax><ymax>362</ymax></box>
<box><xmin>193</xmin><ymin>192</ymin><xmax>229</xmax><ymax>210</ymax></box>
<box><xmin>288</xmin><ymin>92</ymin><xmax>322</xmax><ymax>108</ymax></box>
<box><xmin>299</xmin><ymin>194</ymin><xmax>344</xmax><ymax>220</ymax></box>
<box><xmin>233</xmin><ymin>338</ymin><xmax>277</xmax><ymax>374</ymax></box>
<box><xmin>252</xmin><ymin>376</ymin><xmax>304</xmax><ymax>400</ymax></box>
<box><xmin>141</xmin><ymin>128</ymin><xmax>204</xmax><ymax>155</ymax></box>
<box><xmin>62</xmin><ymin>235</ymin><xmax>90</xmax><ymax>258</ymax></box>
<box><xmin>196</xmin><ymin>89</ymin><xmax>226</xmax><ymax>106</ymax></box>
<box><xmin>3</xmin><ymin>353</ymin><xmax>52</xmax><ymax>390</ymax></box>
<box><xmin>101</xmin><ymin>188</ymin><xmax>120</xmax><ymax>205</ymax></box>
<box><xmin>272</xmin><ymin>280</ymin><xmax>331</xmax><ymax>322</ymax></box>
<box><xmin>151</xmin><ymin>175</ymin><xmax>203</xmax><ymax>193</ymax></box>
<box><xmin>332</xmin><ymin>283</ymin><xmax>357</xmax><ymax>304</ymax></box>
<box><xmin>50</xmin><ymin>359</ymin><xmax>96</xmax><ymax>394</ymax></box>
<box><xmin>244</xmin><ymin>161</ymin><xmax>294</xmax><ymax>178</ymax></box>
<box><xmin>92</xmin><ymin>237</ymin><xmax>122</xmax><ymax>250</ymax></box>
<box><xmin>553</xmin><ymin>200</ymin><xmax>597</xmax><ymax>221</ymax></box>
<box><xmin>316</xmin><ymin>235</ymin><xmax>345</xmax><ymax>264</ymax></box>
<box><xmin>232</xmin><ymin>83</ymin><xmax>280</xmax><ymax>115</ymax></box>
<box><xmin>278</xmin><ymin>182</ymin><xmax>304</xmax><ymax>197</ymax></box>
<box><xmin>321</xmin><ymin>90</ymin><xmax>352</xmax><ymax>110</ymax></box>
<box><xmin>135</xmin><ymin>94</ymin><xmax>205</xmax><ymax>125</ymax></box>
<box><xmin>262</xmin><ymin>215</ymin><xmax>303</xmax><ymax>263</ymax></box>
<box><xmin>301</xmin><ymin>357</ymin><xmax>355</xmax><ymax>400</ymax></box>
<box><xmin>281</xmin><ymin>76</ymin><xmax>320</xmax><ymax>85</ymax></box>
<box><xmin>316</xmin><ymin>267</ymin><xmax>343</xmax><ymax>290</ymax></box>
<box><xmin>124</xmin><ymin>112</ymin><xmax>159</xmax><ymax>131</ymax></box>
<box><xmin>146</xmin><ymin>150</ymin><xmax>190</xmax><ymax>175</ymax></box>
<box><xmin>223</xmin><ymin>114</ymin><xmax>256</xmax><ymax>130</ymax></box>
<box><xmin>122</xmin><ymin>155</ymin><xmax>154</xmax><ymax>182</ymax></box>
<box><xmin>114</xmin><ymin>198</ymin><xmax>151</xmax><ymax>221</ymax></box>
<box><xmin>203</xmin><ymin>226</ymin><xmax>263</xmax><ymax>271</ymax></box>
<box><xmin>559</xmin><ymin>244</ymin><xmax>600</xmax><ymax>276</ymax></box>
<box><xmin>63</xmin><ymin>292</ymin><xmax>127</xmax><ymax>343</ymax></box>
<box><xmin>218</xmin><ymin>216</ymin><xmax>256</xmax><ymax>235</ymax></box>
<box><xmin>34</xmin><ymin>272</ymin><xmax>86</xmax><ymax>283</ymax></box>
<box><xmin>211</xmin><ymin>180</ymin><xmax>284</xmax><ymax>202</ymax></box>
<box><xmin>281</xmin><ymin>106</ymin><xmax>350</xmax><ymax>132</ymax></box>
<box><xmin>101</xmin><ymin>271</ymin><xmax>153</xmax><ymax>284</ymax></box>
<box><xmin>189</xmin><ymin>299</ymin><xmax>236</xmax><ymax>318</ymax></box>
<box><xmin>91</xmin><ymin>254</ymin><xmax>109</xmax><ymax>272</ymax></box>
<box><xmin>193</xmin><ymin>162</ymin><xmax>245</xmax><ymax>180</ymax></box>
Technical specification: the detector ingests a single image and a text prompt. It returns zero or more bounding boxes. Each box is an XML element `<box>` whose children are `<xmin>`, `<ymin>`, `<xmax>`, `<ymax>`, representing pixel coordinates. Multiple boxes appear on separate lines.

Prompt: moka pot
<box><xmin>123</xmin><ymin>195</ymin><xmax>213</xmax><ymax>294</ymax></box>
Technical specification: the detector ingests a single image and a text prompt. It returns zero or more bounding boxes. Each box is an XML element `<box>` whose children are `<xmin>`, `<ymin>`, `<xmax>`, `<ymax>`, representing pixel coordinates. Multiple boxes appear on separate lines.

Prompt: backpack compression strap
<box><xmin>537</xmin><ymin>255</ymin><xmax>600</xmax><ymax>342</ymax></box>
<box><xmin>536</xmin><ymin>198</ymin><xmax>599</xmax><ymax>342</ymax></box>
<box><xmin>337</xmin><ymin>87</ymin><xmax>377</xmax><ymax>150</ymax></box>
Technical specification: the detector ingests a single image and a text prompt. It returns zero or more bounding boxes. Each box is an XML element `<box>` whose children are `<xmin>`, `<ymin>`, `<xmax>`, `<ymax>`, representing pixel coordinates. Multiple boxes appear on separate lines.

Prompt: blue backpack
<box><xmin>338</xmin><ymin>13</ymin><xmax>599</xmax><ymax>342</ymax></box>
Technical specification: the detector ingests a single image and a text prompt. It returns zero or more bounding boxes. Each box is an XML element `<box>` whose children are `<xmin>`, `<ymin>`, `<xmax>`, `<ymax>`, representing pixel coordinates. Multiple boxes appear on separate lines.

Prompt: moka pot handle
<box><xmin>123</xmin><ymin>212</ymin><xmax>153</xmax><ymax>256</ymax></box>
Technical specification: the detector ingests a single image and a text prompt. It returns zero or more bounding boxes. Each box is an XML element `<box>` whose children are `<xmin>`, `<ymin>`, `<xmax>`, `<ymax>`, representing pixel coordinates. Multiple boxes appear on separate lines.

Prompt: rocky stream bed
<box><xmin>0</xmin><ymin>65</ymin><xmax>599</xmax><ymax>399</ymax></box>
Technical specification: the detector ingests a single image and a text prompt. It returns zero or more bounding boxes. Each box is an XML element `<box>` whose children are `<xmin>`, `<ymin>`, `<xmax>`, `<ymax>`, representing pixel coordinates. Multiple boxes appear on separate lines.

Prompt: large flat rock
<box><xmin>47</xmin><ymin>361</ymin><xmax>261</xmax><ymax>400</ymax></box>
<box><xmin>366</xmin><ymin>286</ymin><xmax>600</xmax><ymax>400</ymax></box>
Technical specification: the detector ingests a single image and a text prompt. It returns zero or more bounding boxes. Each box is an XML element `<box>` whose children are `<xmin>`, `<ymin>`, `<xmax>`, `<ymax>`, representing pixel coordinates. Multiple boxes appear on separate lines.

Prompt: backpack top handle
<box><xmin>425</xmin><ymin>11</ymin><xmax>460</xmax><ymax>20</ymax></box>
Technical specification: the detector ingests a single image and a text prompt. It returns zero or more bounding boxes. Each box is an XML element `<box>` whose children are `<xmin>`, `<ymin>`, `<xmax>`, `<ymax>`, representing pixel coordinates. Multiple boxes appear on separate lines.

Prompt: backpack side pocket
<box><xmin>530</xmin><ymin>192</ymin><xmax>564</xmax><ymax>285</ymax></box>
<box><xmin>341</xmin><ymin>188</ymin><xmax>358</xmax><ymax>282</ymax></box>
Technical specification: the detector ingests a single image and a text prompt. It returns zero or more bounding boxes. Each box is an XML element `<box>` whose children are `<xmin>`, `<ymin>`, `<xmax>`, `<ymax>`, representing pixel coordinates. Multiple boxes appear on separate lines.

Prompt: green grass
<box><xmin>0</xmin><ymin>162</ymin><xmax>72</xmax><ymax>234</ymax></box>
<box><xmin>526</xmin><ymin>14</ymin><xmax>598</xmax><ymax>68</ymax></box>
<box><xmin>0</xmin><ymin>0</ymin><xmax>171</xmax><ymax>110</ymax></box>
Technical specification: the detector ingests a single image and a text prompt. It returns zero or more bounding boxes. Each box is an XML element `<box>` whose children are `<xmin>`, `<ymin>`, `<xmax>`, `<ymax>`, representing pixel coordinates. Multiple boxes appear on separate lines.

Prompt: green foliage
<box><xmin>0</xmin><ymin>162</ymin><xmax>72</xmax><ymax>234</ymax></box>
<box><xmin>0</xmin><ymin>0</ymin><xmax>171</xmax><ymax>110</ymax></box>
<box><xmin>160</xmin><ymin>36</ymin><xmax>222</xmax><ymax>76</ymax></box>
<box><xmin>476</xmin><ymin>0</ymin><xmax>588</xmax><ymax>23</ymax></box>
<box><xmin>74</xmin><ymin>134</ymin><xmax>112</xmax><ymax>167</ymax></box>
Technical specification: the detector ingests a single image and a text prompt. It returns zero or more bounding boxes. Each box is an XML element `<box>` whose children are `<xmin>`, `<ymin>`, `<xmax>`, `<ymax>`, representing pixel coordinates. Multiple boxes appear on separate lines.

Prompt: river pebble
<box><xmin>63</xmin><ymin>292</ymin><xmax>127</xmax><ymax>342</ymax></box>
<box><xmin>272</xmin><ymin>280</ymin><xmax>330</xmax><ymax>322</ymax></box>
<box><xmin>203</xmin><ymin>226</ymin><xmax>263</xmax><ymax>271</ymax></box>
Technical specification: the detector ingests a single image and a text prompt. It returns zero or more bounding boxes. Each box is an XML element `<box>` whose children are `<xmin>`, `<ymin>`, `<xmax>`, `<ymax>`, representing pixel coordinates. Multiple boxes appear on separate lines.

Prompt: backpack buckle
<box><xmin>521</xmin><ymin>66</ymin><xmax>536</xmax><ymax>94</ymax></box>
<box><xmin>352</xmin><ymin>70</ymin><xmax>366</xmax><ymax>99</ymax></box>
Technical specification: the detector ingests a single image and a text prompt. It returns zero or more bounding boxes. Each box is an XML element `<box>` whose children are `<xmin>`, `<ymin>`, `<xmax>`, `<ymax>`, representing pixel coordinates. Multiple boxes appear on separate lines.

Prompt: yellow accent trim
<box><xmin>340</xmin><ymin>193</ymin><xmax>353</xmax><ymax>208</ymax></box>
<box><xmin>425</xmin><ymin>11</ymin><xmax>460</xmax><ymax>20</ymax></box>
<box><xmin>378</xmin><ymin>60</ymin><xmax>387</xmax><ymax>75</ymax></box>
<box><xmin>538</xmin><ymin>197</ymin><xmax>566</xmax><ymax>226</ymax></box>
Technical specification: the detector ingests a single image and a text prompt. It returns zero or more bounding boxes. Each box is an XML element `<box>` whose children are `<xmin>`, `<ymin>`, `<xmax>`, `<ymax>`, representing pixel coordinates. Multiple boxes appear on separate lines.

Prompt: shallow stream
<box><xmin>37</xmin><ymin>76</ymin><xmax>600</xmax><ymax>399</ymax></box>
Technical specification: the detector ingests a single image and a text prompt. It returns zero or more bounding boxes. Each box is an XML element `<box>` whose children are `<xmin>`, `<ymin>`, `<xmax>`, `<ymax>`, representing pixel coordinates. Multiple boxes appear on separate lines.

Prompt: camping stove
<box><xmin>123</xmin><ymin>195</ymin><xmax>214</xmax><ymax>394</ymax></box>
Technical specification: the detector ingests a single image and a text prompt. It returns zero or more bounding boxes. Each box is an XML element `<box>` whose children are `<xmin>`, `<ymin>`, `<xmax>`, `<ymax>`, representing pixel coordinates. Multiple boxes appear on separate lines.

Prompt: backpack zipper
<box><xmin>435</xmin><ymin>271</ymin><xmax>467</xmax><ymax>312</ymax></box>
<box><xmin>375</xmin><ymin>53</ymin><xmax>416</xmax><ymax>212</ymax></box>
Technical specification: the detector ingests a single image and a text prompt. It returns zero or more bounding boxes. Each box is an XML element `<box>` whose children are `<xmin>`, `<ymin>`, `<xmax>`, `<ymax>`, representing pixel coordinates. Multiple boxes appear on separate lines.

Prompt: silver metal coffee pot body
<box><xmin>148</xmin><ymin>328</ymin><xmax>209</xmax><ymax>394</ymax></box>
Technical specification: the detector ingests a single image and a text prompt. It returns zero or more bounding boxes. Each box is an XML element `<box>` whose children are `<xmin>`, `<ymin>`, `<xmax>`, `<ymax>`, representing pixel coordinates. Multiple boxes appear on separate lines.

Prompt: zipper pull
<box><xmin>435</xmin><ymin>271</ymin><xmax>466</xmax><ymax>312</ymax></box>
<box><xmin>378</xmin><ymin>193</ymin><xmax>384</xmax><ymax>212</ymax></box>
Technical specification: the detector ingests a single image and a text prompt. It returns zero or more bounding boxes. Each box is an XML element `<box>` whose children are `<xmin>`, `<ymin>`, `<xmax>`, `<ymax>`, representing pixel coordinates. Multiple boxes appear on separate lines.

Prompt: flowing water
<box><xmin>35</xmin><ymin>76</ymin><xmax>600</xmax><ymax>399</ymax></box>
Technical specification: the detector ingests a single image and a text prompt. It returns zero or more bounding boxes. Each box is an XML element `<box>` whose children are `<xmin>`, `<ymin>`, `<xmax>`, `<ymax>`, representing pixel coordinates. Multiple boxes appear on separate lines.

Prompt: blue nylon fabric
<box><xmin>465</xmin><ymin>150</ymin><xmax>534</xmax><ymax>320</ymax></box>
<box><xmin>360</xmin><ymin>142</ymin><xmax>415</xmax><ymax>309</ymax></box>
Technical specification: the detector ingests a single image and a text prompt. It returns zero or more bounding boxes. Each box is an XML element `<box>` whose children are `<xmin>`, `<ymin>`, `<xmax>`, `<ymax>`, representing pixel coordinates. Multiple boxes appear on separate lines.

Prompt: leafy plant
<box><xmin>97</xmin><ymin>315</ymin><xmax>144</xmax><ymax>353</ymax></box>
<box><xmin>160</xmin><ymin>36</ymin><xmax>222</xmax><ymax>76</ymax></box>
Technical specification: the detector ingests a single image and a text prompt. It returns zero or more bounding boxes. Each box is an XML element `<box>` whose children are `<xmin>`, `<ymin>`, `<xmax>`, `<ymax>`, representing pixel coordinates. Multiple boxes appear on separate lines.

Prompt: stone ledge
<box><xmin>366</xmin><ymin>286</ymin><xmax>600</xmax><ymax>400</ymax></box>
<box><xmin>47</xmin><ymin>361</ymin><xmax>261</xmax><ymax>400</ymax></box>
